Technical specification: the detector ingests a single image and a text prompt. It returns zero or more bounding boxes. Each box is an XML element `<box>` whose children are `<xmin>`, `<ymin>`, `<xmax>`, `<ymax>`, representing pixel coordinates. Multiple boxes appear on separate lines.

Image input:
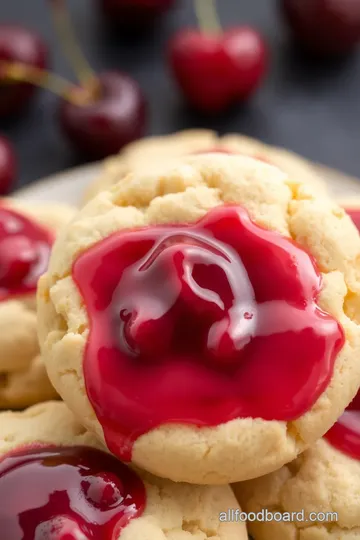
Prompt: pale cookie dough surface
<box><xmin>38</xmin><ymin>154</ymin><xmax>360</xmax><ymax>484</ymax></box>
<box><xmin>336</xmin><ymin>196</ymin><xmax>360</xmax><ymax>210</ymax></box>
<box><xmin>234</xmin><ymin>437</ymin><xmax>360</xmax><ymax>539</ymax></box>
<box><xmin>0</xmin><ymin>199</ymin><xmax>75</xmax><ymax>408</ymax></box>
<box><xmin>0</xmin><ymin>402</ymin><xmax>247</xmax><ymax>540</ymax></box>
<box><xmin>84</xmin><ymin>129</ymin><xmax>325</xmax><ymax>202</ymax></box>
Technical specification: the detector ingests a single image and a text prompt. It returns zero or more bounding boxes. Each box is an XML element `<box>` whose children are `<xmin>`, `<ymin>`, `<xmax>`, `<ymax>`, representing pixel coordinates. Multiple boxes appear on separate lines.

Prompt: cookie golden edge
<box><xmin>0</xmin><ymin>401</ymin><xmax>247</xmax><ymax>540</ymax></box>
<box><xmin>38</xmin><ymin>154</ymin><xmax>360</xmax><ymax>484</ymax></box>
<box><xmin>234</xmin><ymin>436</ymin><xmax>360</xmax><ymax>539</ymax></box>
<box><xmin>0</xmin><ymin>199</ymin><xmax>76</xmax><ymax>408</ymax></box>
<box><xmin>83</xmin><ymin>129</ymin><xmax>326</xmax><ymax>203</ymax></box>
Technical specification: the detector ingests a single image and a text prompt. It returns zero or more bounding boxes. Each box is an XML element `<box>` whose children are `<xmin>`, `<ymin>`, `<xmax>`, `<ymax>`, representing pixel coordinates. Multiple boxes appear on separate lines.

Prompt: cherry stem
<box><xmin>49</xmin><ymin>0</ymin><xmax>99</xmax><ymax>95</ymax></box>
<box><xmin>194</xmin><ymin>0</ymin><xmax>222</xmax><ymax>34</ymax></box>
<box><xmin>0</xmin><ymin>62</ymin><xmax>92</xmax><ymax>106</ymax></box>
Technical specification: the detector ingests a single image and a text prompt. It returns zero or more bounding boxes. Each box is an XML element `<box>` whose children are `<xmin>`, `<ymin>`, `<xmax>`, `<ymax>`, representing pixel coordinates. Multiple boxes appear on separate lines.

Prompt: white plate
<box><xmin>14</xmin><ymin>162</ymin><xmax>102</xmax><ymax>206</ymax></box>
<box><xmin>12</xmin><ymin>161</ymin><xmax>360</xmax><ymax>205</ymax></box>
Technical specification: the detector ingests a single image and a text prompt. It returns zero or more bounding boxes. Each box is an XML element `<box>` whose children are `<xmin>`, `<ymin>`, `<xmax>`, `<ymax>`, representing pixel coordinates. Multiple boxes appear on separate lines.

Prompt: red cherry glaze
<box><xmin>0</xmin><ymin>445</ymin><xmax>145</xmax><ymax>539</ymax></box>
<box><xmin>72</xmin><ymin>205</ymin><xmax>344</xmax><ymax>461</ymax></box>
<box><xmin>169</xmin><ymin>27</ymin><xmax>267</xmax><ymax>113</ymax></box>
<box><xmin>0</xmin><ymin>206</ymin><xmax>53</xmax><ymax>301</ymax></box>
<box><xmin>325</xmin><ymin>391</ymin><xmax>360</xmax><ymax>460</ymax></box>
<box><xmin>0</xmin><ymin>136</ymin><xmax>16</xmax><ymax>194</ymax></box>
<box><xmin>193</xmin><ymin>147</ymin><xmax>272</xmax><ymax>165</ymax></box>
<box><xmin>346</xmin><ymin>207</ymin><xmax>360</xmax><ymax>232</ymax></box>
<box><xmin>0</xmin><ymin>25</ymin><xmax>47</xmax><ymax>118</ymax></box>
<box><xmin>280</xmin><ymin>0</ymin><xmax>360</xmax><ymax>56</ymax></box>
<box><xmin>59</xmin><ymin>71</ymin><xmax>147</xmax><ymax>160</ymax></box>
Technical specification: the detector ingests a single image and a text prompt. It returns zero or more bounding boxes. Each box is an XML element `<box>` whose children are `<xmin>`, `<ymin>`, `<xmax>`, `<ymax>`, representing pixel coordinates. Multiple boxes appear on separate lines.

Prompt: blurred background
<box><xmin>1</xmin><ymin>0</ymin><xmax>360</xmax><ymax>188</ymax></box>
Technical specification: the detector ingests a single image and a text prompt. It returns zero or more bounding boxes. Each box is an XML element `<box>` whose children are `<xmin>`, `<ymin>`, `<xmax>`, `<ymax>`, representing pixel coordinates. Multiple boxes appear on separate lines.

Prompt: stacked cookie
<box><xmin>2</xmin><ymin>131</ymin><xmax>360</xmax><ymax>540</ymax></box>
<box><xmin>0</xmin><ymin>199</ymin><xmax>75</xmax><ymax>409</ymax></box>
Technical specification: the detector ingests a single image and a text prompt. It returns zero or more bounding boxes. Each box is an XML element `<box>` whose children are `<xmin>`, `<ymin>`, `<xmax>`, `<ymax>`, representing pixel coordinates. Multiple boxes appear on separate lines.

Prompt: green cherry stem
<box><xmin>48</xmin><ymin>0</ymin><xmax>100</xmax><ymax>96</ymax></box>
<box><xmin>194</xmin><ymin>0</ymin><xmax>222</xmax><ymax>34</ymax></box>
<box><xmin>0</xmin><ymin>62</ymin><xmax>92</xmax><ymax>106</ymax></box>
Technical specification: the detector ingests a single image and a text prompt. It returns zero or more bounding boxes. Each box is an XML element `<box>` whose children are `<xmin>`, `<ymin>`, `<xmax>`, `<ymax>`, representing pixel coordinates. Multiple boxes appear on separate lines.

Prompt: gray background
<box><xmin>1</xmin><ymin>0</ymin><xmax>360</xmax><ymax>188</ymax></box>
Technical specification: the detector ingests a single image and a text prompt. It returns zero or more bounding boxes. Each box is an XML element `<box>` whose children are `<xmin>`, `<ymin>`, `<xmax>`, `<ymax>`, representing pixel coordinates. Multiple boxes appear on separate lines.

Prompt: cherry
<box><xmin>59</xmin><ymin>71</ymin><xmax>146</xmax><ymax>159</ymax></box>
<box><xmin>99</xmin><ymin>0</ymin><xmax>176</xmax><ymax>30</ymax></box>
<box><xmin>45</xmin><ymin>0</ymin><xmax>147</xmax><ymax>158</ymax></box>
<box><xmin>0</xmin><ymin>136</ymin><xmax>16</xmax><ymax>194</ymax></box>
<box><xmin>280</xmin><ymin>0</ymin><xmax>360</xmax><ymax>56</ymax></box>
<box><xmin>169</xmin><ymin>7</ymin><xmax>267</xmax><ymax>115</ymax></box>
<box><xmin>0</xmin><ymin>25</ymin><xmax>47</xmax><ymax>118</ymax></box>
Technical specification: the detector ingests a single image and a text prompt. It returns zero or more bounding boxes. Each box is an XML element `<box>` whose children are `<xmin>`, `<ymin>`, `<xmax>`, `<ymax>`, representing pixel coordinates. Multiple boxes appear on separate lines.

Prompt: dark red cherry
<box><xmin>99</xmin><ymin>0</ymin><xmax>176</xmax><ymax>30</ymax></box>
<box><xmin>169</xmin><ymin>27</ymin><xmax>267</xmax><ymax>113</ymax></box>
<box><xmin>0</xmin><ymin>25</ymin><xmax>47</xmax><ymax>118</ymax></box>
<box><xmin>280</xmin><ymin>0</ymin><xmax>360</xmax><ymax>56</ymax></box>
<box><xmin>59</xmin><ymin>71</ymin><xmax>147</xmax><ymax>159</ymax></box>
<box><xmin>0</xmin><ymin>136</ymin><xmax>16</xmax><ymax>194</ymax></box>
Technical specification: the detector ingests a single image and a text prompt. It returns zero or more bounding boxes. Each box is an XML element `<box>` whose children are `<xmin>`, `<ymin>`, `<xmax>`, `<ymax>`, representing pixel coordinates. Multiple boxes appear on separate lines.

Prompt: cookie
<box><xmin>84</xmin><ymin>129</ymin><xmax>326</xmax><ymax>202</ymax></box>
<box><xmin>0</xmin><ymin>401</ymin><xmax>247</xmax><ymax>540</ymax></box>
<box><xmin>38</xmin><ymin>153</ymin><xmax>360</xmax><ymax>484</ymax></box>
<box><xmin>234</xmin><ymin>389</ymin><xmax>360</xmax><ymax>539</ymax></box>
<box><xmin>337</xmin><ymin>196</ymin><xmax>360</xmax><ymax>231</ymax></box>
<box><xmin>0</xmin><ymin>199</ymin><xmax>75</xmax><ymax>408</ymax></box>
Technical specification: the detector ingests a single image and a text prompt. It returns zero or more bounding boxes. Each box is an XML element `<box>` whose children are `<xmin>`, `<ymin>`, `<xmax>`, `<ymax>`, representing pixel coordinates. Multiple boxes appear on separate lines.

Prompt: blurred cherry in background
<box><xmin>53</xmin><ymin>0</ymin><xmax>148</xmax><ymax>158</ymax></box>
<box><xmin>59</xmin><ymin>71</ymin><xmax>147</xmax><ymax>159</ymax></box>
<box><xmin>169</xmin><ymin>0</ymin><xmax>267</xmax><ymax>114</ymax></box>
<box><xmin>280</xmin><ymin>0</ymin><xmax>360</xmax><ymax>57</ymax></box>
<box><xmin>0</xmin><ymin>25</ymin><xmax>47</xmax><ymax>118</ymax></box>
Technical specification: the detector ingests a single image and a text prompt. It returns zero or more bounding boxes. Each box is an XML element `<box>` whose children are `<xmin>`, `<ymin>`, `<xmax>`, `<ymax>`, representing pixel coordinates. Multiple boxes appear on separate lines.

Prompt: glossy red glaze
<box><xmin>0</xmin><ymin>445</ymin><xmax>146</xmax><ymax>539</ymax></box>
<box><xmin>325</xmin><ymin>391</ymin><xmax>360</xmax><ymax>460</ymax></box>
<box><xmin>72</xmin><ymin>205</ymin><xmax>344</xmax><ymax>461</ymax></box>
<box><xmin>0</xmin><ymin>25</ymin><xmax>47</xmax><ymax>118</ymax></box>
<box><xmin>169</xmin><ymin>27</ymin><xmax>267</xmax><ymax>113</ymax></box>
<box><xmin>347</xmin><ymin>207</ymin><xmax>360</xmax><ymax>232</ymax></box>
<box><xmin>0</xmin><ymin>206</ymin><xmax>53</xmax><ymax>301</ymax></box>
<box><xmin>59</xmin><ymin>71</ymin><xmax>147</xmax><ymax>159</ymax></box>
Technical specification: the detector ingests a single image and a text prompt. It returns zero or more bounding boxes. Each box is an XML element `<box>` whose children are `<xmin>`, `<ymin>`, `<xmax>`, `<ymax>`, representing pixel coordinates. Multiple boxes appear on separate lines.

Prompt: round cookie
<box><xmin>0</xmin><ymin>199</ymin><xmax>75</xmax><ymax>408</ymax></box>
<box><xmin>234</xmin><ymin>390</ymin><xmax>360</xmax><ymax>539</ymax></box>
<box><xmin>38</xmin><ymin>154</ymin><xmax>360</xmax><ymax>484</ymax></box>
<box><xmin>83</xmin><ymin>129</ymin><xmax>326</xmax><ymax>202</ymax></box>
<box><xmin>0</xmin><ymin>401</ymin><xmax>247</xmax><ymax>540</ymax></box>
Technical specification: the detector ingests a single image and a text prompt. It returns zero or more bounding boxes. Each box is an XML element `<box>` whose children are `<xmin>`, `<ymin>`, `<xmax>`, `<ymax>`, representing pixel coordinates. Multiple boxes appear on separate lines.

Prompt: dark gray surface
<box><xmin>1</xmin><ymin>0</ymin><xmax>360</xmax><ymax>189</ymax></box>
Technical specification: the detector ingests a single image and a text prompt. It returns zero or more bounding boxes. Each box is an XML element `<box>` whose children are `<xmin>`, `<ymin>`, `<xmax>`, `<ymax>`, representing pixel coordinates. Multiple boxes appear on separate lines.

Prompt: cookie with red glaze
<box><xmin>38</xmin><ymin>154</ymin><xmax>360</xmax><ymax>484</ymax></box>
<box><xmin>0</xmin><ymin>401</ymin><xmax>247</xmax><ymax>540</ymax></box>
<box><xmin>0</xmin><ymin>199</ymin><xmax>75</xmax><ymax>408</ymax></box>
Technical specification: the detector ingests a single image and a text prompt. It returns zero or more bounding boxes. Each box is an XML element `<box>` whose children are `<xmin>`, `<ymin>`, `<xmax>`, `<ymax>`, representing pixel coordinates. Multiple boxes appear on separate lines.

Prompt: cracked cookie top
<box><xmin>38</xmin><ymin>154</ymin><xmax>360</xmax><ymax>484</ymax></box>
<box><xmin>84</xmin><ymin>129</ymin><xmax>326</xmax><ymax>202</ymax></box>
<box><xmin>0</xmin><ymin>402</ymin><xmax>246</xmax><ymax>540</ymax></box>
<box><xmin>235</xmin><ymin>389</ymin><xmax>360</xmax><ymax>539</ymax></box>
